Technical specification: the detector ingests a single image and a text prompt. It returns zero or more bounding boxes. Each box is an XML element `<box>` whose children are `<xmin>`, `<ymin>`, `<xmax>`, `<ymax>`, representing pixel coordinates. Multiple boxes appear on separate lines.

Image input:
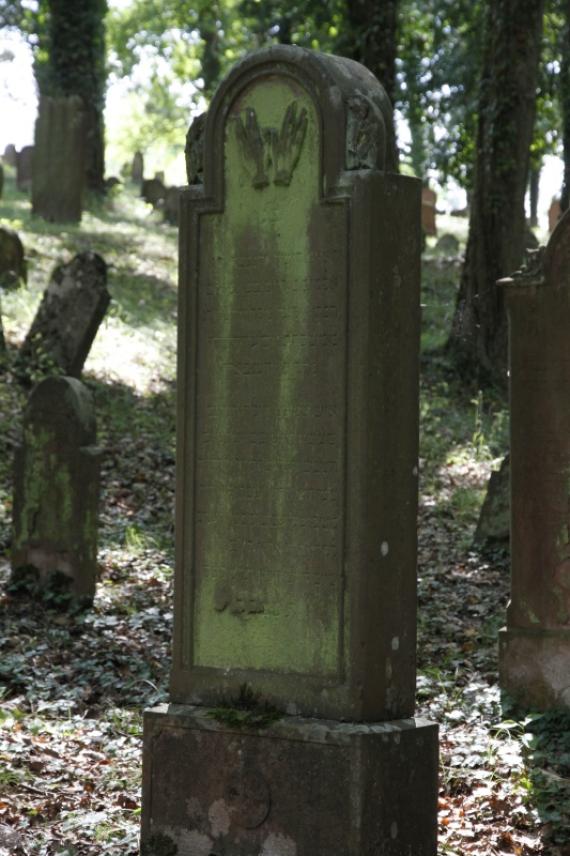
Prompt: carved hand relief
<box><xmin>346</xmin><ymin>95</ymin><xmax>380</xmax><ymax>171</ymax></box>
<box><xmin>234</xmin><ymin>101</ymin><xmax>308</xmax><ymax>189</ymax></box>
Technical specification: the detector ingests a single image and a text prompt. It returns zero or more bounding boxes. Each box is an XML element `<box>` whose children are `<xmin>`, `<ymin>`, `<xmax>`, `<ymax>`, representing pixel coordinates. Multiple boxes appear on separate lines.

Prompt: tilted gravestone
<box><xmin>11</xmin><ymin>376</ymin><xmax>101</xmax><ymax>603</ymax></box>
<box><xmin>0</xmin><ymin>227</ymin><xmax>27</xmax><ymax>290</ymax></box>
<box><xmin>131</xmin><ymin>150</ymin><xmax>144</xmax><ymax>182</ymax></box>
<box><xmin>16</xmin><ymin>145</ymin><xmax>33</xmax><ymax>192</ymax></box>
<box><xmin>3</xmin><ymin>144</ymin><xmax>17</xmax><ymax>167</ymax></box>
<box><xmin>499</xmin><ymin>214</ymin><xmax>570</xmax><ymax>709</ymax></box>
<box><xmin>32</xmin><ymin>95</ymin><xmax>86</xmax><ymax>223</ymax></box>
<box><xmin>18</xmin><ymin>252</ymin><xmax>110</xmax><ymax>380</ymax></box>
<box><xmin>141</xmin><ymin>46</ymin><xmax>438</xmax><ymax>855</ymax></box>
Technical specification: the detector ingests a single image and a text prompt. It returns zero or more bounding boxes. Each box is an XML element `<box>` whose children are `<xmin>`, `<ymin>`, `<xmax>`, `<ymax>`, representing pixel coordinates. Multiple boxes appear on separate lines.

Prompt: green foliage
<box><xmin>209</xmin><ymin>683</ymin><xmax>282</xmax><ymax>728</ymax></box>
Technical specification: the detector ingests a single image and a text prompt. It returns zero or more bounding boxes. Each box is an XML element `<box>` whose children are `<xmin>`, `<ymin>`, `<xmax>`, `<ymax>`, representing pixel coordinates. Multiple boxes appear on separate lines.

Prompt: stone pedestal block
<box><xmin>499</xmin><ymin>628</ymin><xmax>570</xmax><ymax>710</ymax></box>
<box><xmin>141</xmin><ymin>704</ymin><xmax>438</xmax><ymax>856</ymax></box>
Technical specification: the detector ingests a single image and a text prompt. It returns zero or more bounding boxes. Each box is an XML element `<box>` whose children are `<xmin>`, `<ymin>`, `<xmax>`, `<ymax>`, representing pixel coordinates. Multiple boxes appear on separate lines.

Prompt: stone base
<box><xmin>141</xmin><ymin>704</ymin><xmax>438</xmax><ymax>856</ymax></box>
<box><xmin>499</xmin><ymin>627</ymin><xmax>570</xmax><ymax>710</ymax></box>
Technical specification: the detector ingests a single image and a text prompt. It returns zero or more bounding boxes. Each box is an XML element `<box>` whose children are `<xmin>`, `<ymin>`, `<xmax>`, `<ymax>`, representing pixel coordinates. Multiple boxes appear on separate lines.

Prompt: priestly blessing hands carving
<box><xmin>234</xmin><ymin>101</ymin><xmax>308</xmax><ymax>189</ymax></box>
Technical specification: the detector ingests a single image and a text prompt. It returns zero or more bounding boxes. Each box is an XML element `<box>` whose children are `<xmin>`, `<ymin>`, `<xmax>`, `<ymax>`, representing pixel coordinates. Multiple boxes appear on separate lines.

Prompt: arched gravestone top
<box><xmin>195</xmin><ymin>45</ymin><xmax>397</xmax><ymax>205</ymax></box>
<box><xmin>25</xmin><ymin>376</ymin><xmax>96</xmax><ymax>447</ymax></box>
<box><xmin>500</xmin><ymin>207</ymin><xmax>570</xmax><ymax>292</ymax></box>
<box><xmin>174</xmin><ymin>45</ymin><xmax>420</xmax><ymax>720</ymax></box>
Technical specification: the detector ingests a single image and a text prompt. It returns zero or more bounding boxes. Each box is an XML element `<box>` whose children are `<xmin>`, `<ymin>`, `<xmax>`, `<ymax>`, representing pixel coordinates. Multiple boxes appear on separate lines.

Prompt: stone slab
<box><xmin>172</xmin><ymin>45</ymin><xmax>420</xmax><ymax>723</ymax></box>
<box><xmin>141</xmin><ymin>703</ymin><xmax>438</xmax><ymax>856</ymax></box>
<box><xmin>499</xmin><ymin>627</ymin><xmax>570</xmax><ymax>710</ymax></box>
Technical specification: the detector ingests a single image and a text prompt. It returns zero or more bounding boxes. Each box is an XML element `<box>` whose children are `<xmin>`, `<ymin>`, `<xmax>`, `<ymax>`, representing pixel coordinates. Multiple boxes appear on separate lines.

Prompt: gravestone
<box><xmin>163</xmin><ymin>186</ymin><xmax>181</xmax><ymax>225</ymax></box>
<box><xmin>32</xmin><ymin>95</ymin><xmax>86</xmax><ymax>223</ymax></box>
<box><xmin>11</xmin><ymin>376</ymin><xmax>101</xmax><ymax>604</ymax></box>
<box><xmin>474</xmin><ymin>454</ymin><xmax>510</xmax><ymax>547</ymax></box>
<box><xmin>434</xmin><ymin>232</ymin><xmax>460</xmax><ymax>256</ymax></box>
<box><xmin>18</xmin><ymin>252</ymin><xmax>110</xmax><ymax>380</ymax></box>
<box><xmin>16</xmin><ymin>146</ymin><xmax>33</xmax><ymax>192</ymax></box>
<box><xmin>499</xmin><ymin>217</ymin><xmax>570</xmax><ymax>710</ymax></box>
<box><xmin>131</xmin><ymin>150</ymin><xmax>144</xmax><ymax>182</ymax></box>
<box><xmin>141</xmin><ymin>46</ymin><xmax>438</xmax><ymax>855</ymax></box>
<box><xmin>141</xmin><ymin>177</ymin><xmax>166</xmax><ymax>207</ymax></box>
<box><xmin>3</xmin><ymin>144</ymin><xmax>17</xmax><ymax>167</ymax></box>
<box><xmin>549</xmin><ymin>198</ymin><xmax>562</xmax><ymax>232</ymax></box>
<box><xmin>0</xmin><ymin>227</ymin><xmax>27</xmax><ymax>290</ymax></box>
<box><xmin>185</xmin><ymin>111</ymin><xmax>206</xmax><ymax>184</ymax></box>
<box><xmin>421</xmin><ymin>185</ymin><xmax>437</xmax><ymax>236</ymax></box>
<box><xmin>0</xmin><ymin>164</ymin><xmax>3</xmax><ymax>199</ymax></box>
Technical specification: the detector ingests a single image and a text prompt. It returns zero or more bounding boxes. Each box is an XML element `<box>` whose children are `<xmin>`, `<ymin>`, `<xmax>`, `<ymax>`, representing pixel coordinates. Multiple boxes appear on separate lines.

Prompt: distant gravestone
<box><xmin>549</xmin><ymin>198</ymin><xmax>562</xmax><ymax>233</ymax></box>
<box><xmin>141</xmin><ymin>177</ymin><xmax>166</xmax><ymax>207</ymax></box>
<box><xmin>0</xmin><ymin>227</ymin><xmax>27</xmax><ymax>290</ymax></box>
<box><xmin>131</xmin><ymin>150</ymin><xmax>144</xmax><ymax>182</ymax></box>
<box><xmin>141</xmin><ymin>46</ymin><xmax>438</xmax><ymax>856</ymax></box>
<box><xmin>16</xmin><ymin>145</ymin><xmax>33</xmax><ymax>192</ymax></box>
<box><xmin>434</xmin><ymin>233</ymin><xmax>460</xmax><ymax>256</ymax></box>
<box><xmin>474</xmin><ymin>455</ymin><xmax>510</xmax><ymax>547</ymax></box>
<box><xmin>104</xmin><ymin>176</ymin><xmax>121</xmax><ymax>191</ymax></box>
<box><xmin>11</xmin><ymin>376</ymin><xmax>101</xmax><ymax>604</ymax></box>
<box><xmin>185</xmin><ymin>112</ymin><xmax>206</xmax><ymax>185</ymax></box>
<box><xmin>18</xmin><ymin>252</ymin><xmax>110</xmax><ymax>380</ymax></box>
<box><xmin>421</xmin><ymin>186</ymin><xmax>437</xmax><ymax>236</ymax></box>
<box><xmin>32</xmin><ymin>95</ymin><xmax>86</xmax><ymax>223</ymax></box>
<box><xmin>3</xmin><ymin>144</ymin><xmax>17</xmax><ymax>167</ymax></box>
<box><xmin>499</xmin><ymin>219</ymin><xmax>570</xmax><ymax>710</ymax></box>
<box><xmin>163</xmin><ymin>186</ymin><xmax>181</xmax><ymax>225</ymax></box>
<box><xmin>154</xmin><ymin>170</ymin><xmax>165</xmax><ymax>183</ymax></box>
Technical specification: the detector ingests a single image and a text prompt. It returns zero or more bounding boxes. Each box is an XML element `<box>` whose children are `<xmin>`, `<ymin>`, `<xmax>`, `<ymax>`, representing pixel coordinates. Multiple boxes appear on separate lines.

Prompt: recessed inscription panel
<box><xmin>192</xmin><ymin>77</ymin><xmax>347</xmax><ymax>675</ymax></box>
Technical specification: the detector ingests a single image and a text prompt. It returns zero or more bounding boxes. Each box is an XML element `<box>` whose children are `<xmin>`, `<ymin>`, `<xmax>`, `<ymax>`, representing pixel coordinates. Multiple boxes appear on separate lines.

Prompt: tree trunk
<box><xmin>447</xmin><ymin>0</ymin><xmax>545</xmax><ymax>387</ymax></box>
<box><xmin>561</xmin><ymin>0</ymin><xmax>570</xmax><ymax>211</ymax></box>
<box><xmin>43</xmin><ymin>0</ymin><xmax>107</xmax><ymax>193</ymax></box>
<box><xmin>344</xmin><ymin>0</ymin><xmax>399</xmax><ymax>105</ymax></box>
<box><xmin>529</xmin><ymin>163</ymin><xmax>540</xmax><ymax>228</ymax></box>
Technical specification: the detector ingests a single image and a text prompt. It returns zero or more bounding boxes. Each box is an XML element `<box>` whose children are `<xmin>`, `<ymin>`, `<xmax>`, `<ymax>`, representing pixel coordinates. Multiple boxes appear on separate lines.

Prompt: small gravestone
<box><xmin>3</xmin><ymin>144</ymin><xmax>17</xmax><ymax>167</ymax></box>
<box><xmin>0</xmin><ymin>227</ymin><xmax>27</xmax><ymax>290</ymax></box>
<box><xmin>499</xmin><ymin>220</ymin><xmax>570</xmax><ymax>710</ymax></box>
<box><xmin>11</xmin><ymin>376</ymin><xmax>101</xmax><ymax>604</ymax></box>
<box><xmin>549</xmin><ymin>198</ymin><xmax>562</xmax><ymax>233</ymax></box>
<box><xmin>32</xmin><ymin>95</ymin><xmax>86</xmax><ymax>223</ymax></box>
<box><xmin>422</xmin><ymin>185</ymin><xmax>437</xmax><ymax>236</ymax></box>
<box><xmin>154</xmin><ymin>170</ymin><xmax>165</xmax><ymax>183</ymax></box>
<box><xmin>131</xmin><ymin>150</ymin><xmax>144</xmax><ymax>182</ymax></box>
<box><xmin>434</xmin><ymin>233</ymin><xmax>460</xmax><ymax>256</ymax></box>
<box><xmin>141</xmin><ymin>46</ymin><xmax>438</xmax><ymax>856</ymax></box>
<box><xmin>18</xmin><ymin>252</ymin><xmax>110</xmax><ymax>380</ymax></box>
<box><xmin>16</xmin><ymin>146</ymin><xmax>33</xmax><ymax>192</ymax></box>
<box><xmin>163</xmin><ymin>186</ymin><xmax>181</xmax><ymax>225</ymax></box>
<box><xmin>474</xmin><ymin>454</ymin><xmax>510</xmax><ymax>547</ymax></box>
<box><xmin>104</xmin><ymin>176</ymin><xmax>121</xmax><ymax>192</ymax></box>
<box><xmin>141</xmin><ymin>177</ymin><xmax>166</xmax><ymax>207</ymax></box>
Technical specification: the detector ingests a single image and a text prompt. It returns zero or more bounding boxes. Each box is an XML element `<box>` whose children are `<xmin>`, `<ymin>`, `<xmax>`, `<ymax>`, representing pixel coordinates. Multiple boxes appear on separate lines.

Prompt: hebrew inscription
<box><xmin>192</xmin><ymin>78</ymin><xmax>346</xmax><ymax>676</ymax></box>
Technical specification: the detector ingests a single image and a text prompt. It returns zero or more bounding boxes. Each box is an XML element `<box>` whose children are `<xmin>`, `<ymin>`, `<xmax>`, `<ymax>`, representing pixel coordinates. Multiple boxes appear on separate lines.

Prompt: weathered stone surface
<box><xmin>163</xmin><ymin>186</ymin><xmax>181</xmax><ymax>225</ymax></box>
<box><xmin>32</xmin><ymin>95</ymin><xmax>86</xmax><ymax>223</ymax></box>
<box><xmin>18</xmin><ymin>252</ymin><xmax>110</xmax><ymax>380</ymax></box>
<box><xmin>3</xmin><ymin>144</ymin><xmax>17</xmax><ymax>167</ymax></box>
<box><xmin>131</xmin><ymin>150</ymin><xmax>144</xmax><ymax>182</ymax></box>
<box><xmin>421</xmin><ymin>186</ymin><xmax>437</xmax><ymax>236</ymax></box>
<box><xmin>498</xmin><ymin>213</ymin><xmax>570</xmax><ymax>710</ymax></box>
<box><xmin>142</xmin><ymin>705</ymin><xmax>439</xmax><ymax>856</ymax></box>
<box><xmin>141</xmin><ymin>177</ymin><xmax>166</xmax><ymax>207</ymax></box>
<box><xmin>16</xmin><ymin>145</ymin><xmax>33</xmax><ymax>192</ymax></box>
<box><xmin>11</xmin><ymin>376</ymin><xmax>101</xmax><ymax>603</ymax></box>
<box><xmin>0</xmin><ymin>227</ymin><xmax>27</xmax><ymax>291</ymax></box>
<box><xmin>474</xmin><ymin>454</ymin><xmax>510</xmax><ymax>547</ymax></box>
<box><xmin>434</xmin><ymin>233</ymin><xmax>460</xmax><ymax>256</ymax></box>
<box><xmin>171</xmin><ymin>45</ymin><xmax>417</xmax><ymax>722</ymax></box>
